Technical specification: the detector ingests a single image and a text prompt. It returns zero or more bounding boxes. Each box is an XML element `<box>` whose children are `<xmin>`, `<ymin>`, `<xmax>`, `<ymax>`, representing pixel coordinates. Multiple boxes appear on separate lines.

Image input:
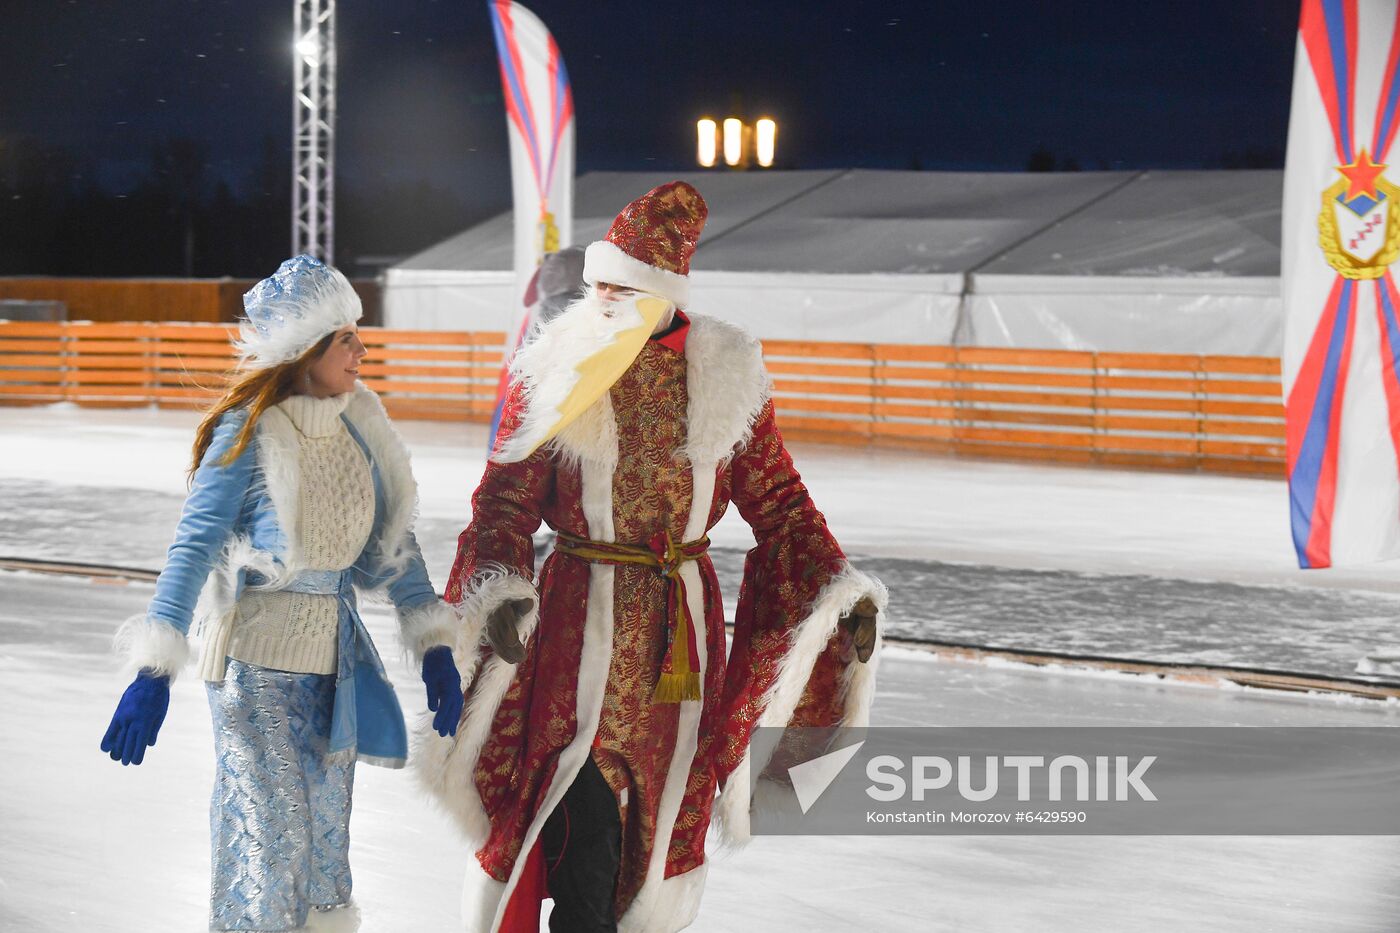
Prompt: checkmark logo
<box><xmin>787</xmin><ymin>740</ymin><xmax>866</xmax><ymax>814</ymax></box>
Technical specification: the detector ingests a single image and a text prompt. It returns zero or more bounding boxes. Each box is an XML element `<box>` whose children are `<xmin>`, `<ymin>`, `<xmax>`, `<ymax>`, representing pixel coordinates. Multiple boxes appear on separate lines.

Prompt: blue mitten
<box><xmin>422</xmin><ymin>645</ymin><xmax>464</xmax><ymax>738</ymax></box>
<box><xmin>100</xmin><ymin>670</ymin><xmax>170</xmax><ymax>766</ymax></box>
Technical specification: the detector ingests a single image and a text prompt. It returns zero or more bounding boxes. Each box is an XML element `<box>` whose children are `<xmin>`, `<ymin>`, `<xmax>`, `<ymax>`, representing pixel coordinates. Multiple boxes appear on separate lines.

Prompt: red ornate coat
<box><xmin>415</xmin><ymin>308</ymin><xmax>887</xmax><ymax>933</ymax></box>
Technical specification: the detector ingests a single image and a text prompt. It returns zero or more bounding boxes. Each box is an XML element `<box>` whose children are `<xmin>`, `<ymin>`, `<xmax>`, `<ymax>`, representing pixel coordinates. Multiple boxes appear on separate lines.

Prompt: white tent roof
<box><xmin>394</xmin><ymin>168</ymin><xmax>1283</xmax><ymax>278</ymax></box>
<box><xmin>977</xmin><ymin>170</ymin><xmax>1282</xmax><ymax>278</ymax></box>
<box><xmin>395</xmin><ymin>170</ymin><xmax>845</xmax><ymax>273</ymax></box>
<box><xmin>389</xmin><ymin>169</ymin><xmax>1286</xmax><ymax>354</ymax></box>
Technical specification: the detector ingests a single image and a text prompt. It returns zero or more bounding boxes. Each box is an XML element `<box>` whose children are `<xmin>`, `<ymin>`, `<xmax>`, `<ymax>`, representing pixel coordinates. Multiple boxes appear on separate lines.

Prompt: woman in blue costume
<box><xmin>99</xmin><ymin>255</ymin><xmax>465</xmax><ymax>931</ymax></box>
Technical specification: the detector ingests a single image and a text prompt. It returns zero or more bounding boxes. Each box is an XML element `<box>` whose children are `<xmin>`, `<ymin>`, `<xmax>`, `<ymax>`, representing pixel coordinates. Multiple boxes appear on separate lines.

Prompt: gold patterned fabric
<box><xmin>446</xmin><ymin>328</ymin><xmax>868</xmax><ymax>925</ymax></box>
<box><xmin>602</xmin><ymin>181</ymin><xmax>707</xmax><ymax>275</ymax></box>
<box><xmin>554</xmin><ymin>529</ymin><xmax>710</xmax><ymax>703</ymax></box>
<box><xmin>590</xmin><ymin>340</ymin><xmax>697</xmax><ymax>912</ymax></box>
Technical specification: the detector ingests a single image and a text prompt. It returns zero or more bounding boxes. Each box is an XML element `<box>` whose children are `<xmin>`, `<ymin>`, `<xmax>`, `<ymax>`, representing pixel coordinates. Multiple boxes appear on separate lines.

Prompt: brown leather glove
<box><xmin>485</xmin><ymin>598</ymin><xmax>534</xmax><ymax>664</ymax></box>
<box><xmin>840</xmin><ymin>595</ymin><xmax>879</xmax><ymax>664</ymax></box>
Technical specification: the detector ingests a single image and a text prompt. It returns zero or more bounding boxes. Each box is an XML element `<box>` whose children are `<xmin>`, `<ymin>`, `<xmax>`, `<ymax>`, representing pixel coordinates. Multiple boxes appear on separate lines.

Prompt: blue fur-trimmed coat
<box><xmin>117</xmin><ymin>383</ymin><xmax>459</xmax><ymax>763</ymax></box>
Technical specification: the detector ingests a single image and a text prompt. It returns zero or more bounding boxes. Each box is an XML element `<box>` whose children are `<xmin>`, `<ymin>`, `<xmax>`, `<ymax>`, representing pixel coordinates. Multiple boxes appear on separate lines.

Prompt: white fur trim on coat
<box><xmin>115</xmin><ymin>614</ymin><xmax>191</xmax><ymax>681</ymax></box>
<box><xmin>421</xmin><ymin>436</ymin><xmax>618</xmax><ymax>931</ymax></box>
<box><xmin>616</xmin><ymin>462</ymin><xmax>715</xmax><ymax>932</ymax></box>
<box><xmin>397</xmin><ymin>599</ymin><xmax>461</xmax><ymax>661</ymax></box>
<box><xmin>584</xmin><ymin>239</ymin><xmax>691</xmax><ymax>308</ymax></box>
<box><xmin>680</xmin><ymin>314</ymin><xmax>771</xmax><ymax>467</ymax></box>
<box><xmin>191</xmin><ymin>381</ymin><xmax>427</xmax><ymax>679</ymax></box>
<box><xmin>248</xmin><ymin>381</ymin><xmax>421</xmax><ymax>587</ymax></box>
<box><xmin>620</xmin><ymin>862</ymin><xmax>708</xmax><ymax>933</ymax></box>
<box><xmin>194</xmin><ymin>535</ymin><xmax>281</xmax><ymax>682</ymax></box>
<box><xmin>480</xmin><ymin>445</ymin><xmax>618</xmax><ymax>933</ymax></box>
<box><xmin>712</xmin><ymin>562</ymin><xmax>888</xmax><ymax>848</ymax></box>
<box><xmin>411</xmin><ymin>567</ymin><xmax>540</xmax><ymax>846</ymax></box>
<box><xmin>344</xmin><ymin>382</ymin><xmax>422</xmax><ymax>579</ymax></box>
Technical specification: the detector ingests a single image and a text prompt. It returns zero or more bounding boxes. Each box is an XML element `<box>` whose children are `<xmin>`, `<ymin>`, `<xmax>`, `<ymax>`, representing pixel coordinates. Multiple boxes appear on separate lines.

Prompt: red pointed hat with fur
<box><xmin>582</xmin><ymin>180</ymin><xmax>708</xmax><ymax>308</ymax></box>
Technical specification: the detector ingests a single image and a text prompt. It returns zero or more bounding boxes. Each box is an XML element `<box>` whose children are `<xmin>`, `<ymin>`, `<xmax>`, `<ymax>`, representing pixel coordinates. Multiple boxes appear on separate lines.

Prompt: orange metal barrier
<box><xmin>0</xmin><ymin>322</ymin><xmax>1285</xmax><ymax>476</ymax></box>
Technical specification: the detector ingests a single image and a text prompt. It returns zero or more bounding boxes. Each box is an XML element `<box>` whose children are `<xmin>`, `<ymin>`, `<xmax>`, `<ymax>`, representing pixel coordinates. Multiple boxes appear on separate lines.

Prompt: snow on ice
<box><xmin>5</xmin><ymin>404</ymin><xmax>1400</xmax><ymax>932</ymax></box>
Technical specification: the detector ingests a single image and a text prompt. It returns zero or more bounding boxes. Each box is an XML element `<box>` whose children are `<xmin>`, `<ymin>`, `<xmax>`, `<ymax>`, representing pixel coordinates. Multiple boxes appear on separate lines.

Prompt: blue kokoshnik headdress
<box><xmin>235</xmin><ymin>255</ymin><xmax>362</xmax><ymax>369</ymax></box>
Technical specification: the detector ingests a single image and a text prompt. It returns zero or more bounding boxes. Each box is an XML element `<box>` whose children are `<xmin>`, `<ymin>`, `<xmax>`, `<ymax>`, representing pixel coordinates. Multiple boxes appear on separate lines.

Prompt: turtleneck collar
<box><xmin>278</xmin><ymin>392</ymin><xmax>350</xmax><ymax>437</ymax></box>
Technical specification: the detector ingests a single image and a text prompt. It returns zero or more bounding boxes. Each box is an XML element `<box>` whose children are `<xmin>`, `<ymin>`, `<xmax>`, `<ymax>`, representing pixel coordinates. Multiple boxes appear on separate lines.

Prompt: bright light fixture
<box><xmin>755</xmin><ymin>118</ymin><xmax>776</xmax><ymax>168</ymax></box>
<box><xmin>697</xmin><ymin>118</ymin><xmax>717</xmax><ymax>168</ymax></box>
<box><xmin>723</xmin><ymin>117</ymin><xmax>743</xmax><ymax>167</ymax></box>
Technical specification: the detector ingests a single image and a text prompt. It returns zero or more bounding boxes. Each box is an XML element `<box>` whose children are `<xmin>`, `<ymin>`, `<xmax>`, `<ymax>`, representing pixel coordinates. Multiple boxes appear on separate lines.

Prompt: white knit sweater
<box><xmin>224</xmin><ymin>392</ymin><xmax>375</xmax><ymax>675</ymax></box>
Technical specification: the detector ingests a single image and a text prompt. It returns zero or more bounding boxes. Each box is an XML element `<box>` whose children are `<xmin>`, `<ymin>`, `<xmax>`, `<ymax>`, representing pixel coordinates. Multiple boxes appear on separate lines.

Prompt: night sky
<box><xmin>2</xmin><ymin>0</ymin><xmax>1299</xmax><ymax>273</ymax></box>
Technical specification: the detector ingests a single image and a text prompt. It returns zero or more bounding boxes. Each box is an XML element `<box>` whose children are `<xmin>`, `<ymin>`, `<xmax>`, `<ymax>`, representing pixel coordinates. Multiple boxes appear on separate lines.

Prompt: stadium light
<box><xmin>295</xmin><ymin>34</ymin><xmax>320</xmax><ymax>63</ymax></box>
<box><xmin>699</xmin><ymin>116</ymin><xmax>777</xmax><ymax>170</ymax></box>
<box><xmin>292</xmin><ymin>0</ymin><xmax>336</xmax><ymax>263</ymax></box>
<box><xmin>755</xmin><ymin>118</ymin><xmax>776</xmax><ymax>168</ymax></box>
<box><xmin>723</xmin><ymin>118</ymin><xmax>743</xmax><ymax>167</ymax></box>
<box><xmin>696</xmin><ymin>118</ymin><xmax>717</xmax><ymax>168</ymax></box>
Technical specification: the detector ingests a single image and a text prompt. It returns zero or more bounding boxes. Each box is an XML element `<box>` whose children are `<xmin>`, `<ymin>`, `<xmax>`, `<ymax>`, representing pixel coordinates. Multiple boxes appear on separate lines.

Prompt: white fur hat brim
<box><xmin>235</xmin><ymin>260</ymin><xmax>363</xmax><ymax>369</ymax></box>
<box><xmin>583</xmin><ymin>240</ymin><xmax>691</xmax><ymax>308</ymax></box>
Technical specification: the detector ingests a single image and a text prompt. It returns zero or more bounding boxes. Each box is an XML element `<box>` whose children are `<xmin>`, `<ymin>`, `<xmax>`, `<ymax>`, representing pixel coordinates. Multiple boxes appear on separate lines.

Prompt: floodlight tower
<box><xmin>292</xmin><ymin>0</ymin><xmax>336</xmax><ymax>263</ymax></box>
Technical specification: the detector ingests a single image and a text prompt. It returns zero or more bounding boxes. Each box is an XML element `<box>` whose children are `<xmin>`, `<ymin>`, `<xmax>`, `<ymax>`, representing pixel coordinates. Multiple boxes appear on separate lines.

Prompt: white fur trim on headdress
<box><xmin>234</xmin><ymin>255</ymin><xmax>362</xmax><ymax>369</ymax></box>
<box><xmin>583</xmin><ymin>239</ymin><xmax>691</xmax><ymax>308</ymax></box>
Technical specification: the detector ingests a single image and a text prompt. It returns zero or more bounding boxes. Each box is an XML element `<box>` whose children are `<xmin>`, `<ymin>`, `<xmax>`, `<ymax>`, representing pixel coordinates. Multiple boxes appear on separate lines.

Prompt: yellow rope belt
<box><xmin>554</xmin><ymin>529</ymin><xmax>710</xmax><ymax>703</ymax></box>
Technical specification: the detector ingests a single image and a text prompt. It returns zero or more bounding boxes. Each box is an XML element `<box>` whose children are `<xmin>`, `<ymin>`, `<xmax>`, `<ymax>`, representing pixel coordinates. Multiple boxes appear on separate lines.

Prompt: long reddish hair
<box><xmin>187</xmin><ymin>333</ymin><xmax>335</xmax><ymax>483</ymax></box>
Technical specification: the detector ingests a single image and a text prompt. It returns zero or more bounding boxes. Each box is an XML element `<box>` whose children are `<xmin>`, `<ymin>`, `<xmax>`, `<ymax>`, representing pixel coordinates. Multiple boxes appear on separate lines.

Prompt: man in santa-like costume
<box><xmin>416</xmin><ymin>180</ymin><xmax>887</xmax><ymax>933</ymax></box>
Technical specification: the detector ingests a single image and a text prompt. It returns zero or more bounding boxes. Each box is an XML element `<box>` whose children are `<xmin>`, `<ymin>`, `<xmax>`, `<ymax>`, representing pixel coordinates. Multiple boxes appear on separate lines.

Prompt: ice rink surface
<box><xmin>4</xmin><ymin>572</ymin><xmax>1400</xmax><ymax>932</ymax></box>
<box><xmin>6</xmin><ymin>405</ymin><xmax>1400</xmax><ymax>931</ymax></box>
<box><xmin>6</xmin><ymin>405</ymin><xmax>1400</xmax><ymax>679</ymax></box>
<box><xmin>3</xmin><ymin>404</ymin><xmax>1384</xmax><ymax>590</ymax></box>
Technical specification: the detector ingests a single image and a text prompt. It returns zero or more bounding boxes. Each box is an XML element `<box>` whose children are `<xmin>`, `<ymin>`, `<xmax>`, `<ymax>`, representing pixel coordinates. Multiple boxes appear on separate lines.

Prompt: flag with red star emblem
<box><xmin>1283</xmin><ymin>0</ymin><xmax>1400</xmax><ymax>568</ymax></box>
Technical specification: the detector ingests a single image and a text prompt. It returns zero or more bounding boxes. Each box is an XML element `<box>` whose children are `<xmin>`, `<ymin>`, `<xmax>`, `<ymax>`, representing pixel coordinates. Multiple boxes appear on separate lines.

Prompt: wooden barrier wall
<box><xmin>0</xmin><ymin>278</ymin><xmax>383</xmax><ymax>325</ymax></box>
<box><xmin>0</xmin><ymin>280</ymin><xmax>247</xmax><ymax>323</ymax></box>
<box><xmin>763</xmin><ymin>342</ymin><xmax>1285</xmax><ymax>476</ymax></box>
<box><xmin>0</xmin><ymin>322</ymin><xmax>504</xmax><ymax>422</ymax></box>
<box><xmin>0</xmin><ymin>322</ymin><xmax>1286</xmax><ymax>476</ymax></box>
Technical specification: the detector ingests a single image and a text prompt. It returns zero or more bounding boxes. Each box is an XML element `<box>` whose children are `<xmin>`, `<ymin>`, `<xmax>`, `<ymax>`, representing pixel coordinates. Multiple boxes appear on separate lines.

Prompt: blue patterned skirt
<box><xmin>206</xmin><ymin>659</ymin><xmax>355</xmax><ymax>932</ymax></box>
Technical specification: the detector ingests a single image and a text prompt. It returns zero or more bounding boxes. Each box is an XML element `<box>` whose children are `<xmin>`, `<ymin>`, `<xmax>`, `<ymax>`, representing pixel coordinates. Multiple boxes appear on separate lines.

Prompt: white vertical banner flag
<box><xmin>486</xmin><ymin>0</ymin><xmax>575</xmax><ymax>448</ymax></box>
<box><xmin>1283</xmin><ymin>0</ymin><xmax>1400</xmax><ymax>568</ymax></box>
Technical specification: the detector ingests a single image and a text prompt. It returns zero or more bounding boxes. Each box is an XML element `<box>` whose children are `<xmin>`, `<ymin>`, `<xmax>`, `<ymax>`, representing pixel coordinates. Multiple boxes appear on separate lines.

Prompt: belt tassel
<box><xmin>555</xmin><ymin>529</ymin><xmax>708</xmax><ymax>704</ymax></box>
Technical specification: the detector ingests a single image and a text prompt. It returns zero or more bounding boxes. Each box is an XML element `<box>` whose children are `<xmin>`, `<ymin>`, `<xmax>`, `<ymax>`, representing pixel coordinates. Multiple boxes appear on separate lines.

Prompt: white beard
<box><xmin>494</xmin><ymin>287</ymin><xmax>671</xmax><ymax>465</ymax></box>
<box><xmin>650</xmin><ymin>301</ymin><xmax>678</xmax><ymax>335</ymax></box>
<box><xmin>556</xmin><ymin>285</ymin><xmax>676</xmax><ymax>335</ymax></box>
